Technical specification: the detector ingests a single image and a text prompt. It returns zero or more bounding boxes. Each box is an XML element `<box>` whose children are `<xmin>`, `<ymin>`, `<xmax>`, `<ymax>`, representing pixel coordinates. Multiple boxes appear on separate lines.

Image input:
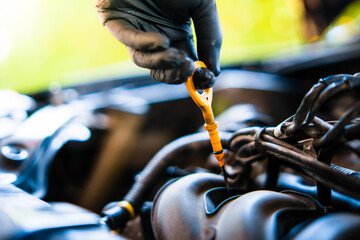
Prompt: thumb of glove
<box><xmin>193</xmin><ymin>68</ymin><xmax>216</xmax><ymax>89</ymax></box>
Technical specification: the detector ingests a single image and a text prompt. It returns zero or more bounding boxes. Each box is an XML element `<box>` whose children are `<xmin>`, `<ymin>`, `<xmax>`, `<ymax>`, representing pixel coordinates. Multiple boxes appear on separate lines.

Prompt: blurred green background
<box><xmin>0</xmin><ymin>0</ymin><xmax>358</xmax><ymax>94</ymax></box>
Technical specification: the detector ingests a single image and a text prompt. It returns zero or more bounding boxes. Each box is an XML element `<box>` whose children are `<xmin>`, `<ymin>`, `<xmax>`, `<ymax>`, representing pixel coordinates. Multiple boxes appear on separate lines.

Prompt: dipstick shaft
<box><xmin>185</xmin><ymin>61</ymin><xmax>229</xmax><ymax>191</ymax></box>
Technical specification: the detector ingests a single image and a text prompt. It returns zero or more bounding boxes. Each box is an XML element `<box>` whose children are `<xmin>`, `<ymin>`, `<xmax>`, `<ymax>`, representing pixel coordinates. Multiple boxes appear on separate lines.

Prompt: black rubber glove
<box><xmin>96</xmin><ymin>0</ymin><xmax>222</xmax><ymax>89</ymax></box>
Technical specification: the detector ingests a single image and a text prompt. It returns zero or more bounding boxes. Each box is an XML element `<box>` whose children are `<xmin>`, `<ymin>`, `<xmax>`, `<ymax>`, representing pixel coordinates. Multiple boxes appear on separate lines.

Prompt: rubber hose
<box><xmin>330</xmin><ymin>164</ymin><xmax>360</xmax><ymax>181</ymax></box>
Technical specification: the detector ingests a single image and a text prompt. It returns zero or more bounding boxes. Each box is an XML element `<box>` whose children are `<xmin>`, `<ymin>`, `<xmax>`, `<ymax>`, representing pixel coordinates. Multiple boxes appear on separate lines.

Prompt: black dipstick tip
<box><xmin>221</xmin><ymin>166</ymin><xmax>230</xmax><ymax>195</ymax></box>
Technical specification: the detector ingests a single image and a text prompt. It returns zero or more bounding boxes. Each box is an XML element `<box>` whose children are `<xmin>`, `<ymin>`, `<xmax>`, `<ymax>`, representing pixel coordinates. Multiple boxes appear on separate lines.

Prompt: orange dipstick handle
<box><xmin>185</xmin><ymin>61</ymin><xmax>225</xmax><ymax>167</ymax></box>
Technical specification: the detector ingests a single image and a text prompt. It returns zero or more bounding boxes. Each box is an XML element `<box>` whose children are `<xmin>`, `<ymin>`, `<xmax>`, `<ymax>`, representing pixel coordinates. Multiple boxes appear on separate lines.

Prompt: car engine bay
<box><xmin>0</xmin><ymin>43</ymin><xmax>360</xmax><ymax>239</ymax></box>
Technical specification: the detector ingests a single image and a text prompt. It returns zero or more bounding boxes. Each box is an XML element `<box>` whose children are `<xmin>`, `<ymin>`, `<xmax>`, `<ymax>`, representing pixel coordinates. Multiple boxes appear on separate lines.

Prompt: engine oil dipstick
<box><xmin>185</xmin><ymin>61</ymin><xmax>230</xmax><ymax>192</ymax></box>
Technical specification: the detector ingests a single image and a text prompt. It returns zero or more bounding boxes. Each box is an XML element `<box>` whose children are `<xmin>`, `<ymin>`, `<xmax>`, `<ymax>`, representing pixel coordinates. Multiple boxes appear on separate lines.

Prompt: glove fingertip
<box><xmin>207</xmin><ymin>62</ymin><xmax>221</xmax><ymax>77</ymax></box>
<box><xmin>193</xmin><ymin>68</ymin><xmax>216</xmax><ymax>89</ymax></box>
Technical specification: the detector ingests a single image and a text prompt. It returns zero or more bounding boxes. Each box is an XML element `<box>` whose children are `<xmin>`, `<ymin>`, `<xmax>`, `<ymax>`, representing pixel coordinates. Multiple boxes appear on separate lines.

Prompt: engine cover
<box><xmin>151</xmin><ymin>173</ymin><xmax>321</xmax><ymax>240</ymax></box>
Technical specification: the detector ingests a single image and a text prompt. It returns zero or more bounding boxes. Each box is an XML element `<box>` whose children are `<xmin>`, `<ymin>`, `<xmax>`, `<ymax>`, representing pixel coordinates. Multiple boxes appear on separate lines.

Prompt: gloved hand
<box><xmin>96</xmin><ymin>0</ymin><xmax>222</xmax><ymax>89</ymax></box>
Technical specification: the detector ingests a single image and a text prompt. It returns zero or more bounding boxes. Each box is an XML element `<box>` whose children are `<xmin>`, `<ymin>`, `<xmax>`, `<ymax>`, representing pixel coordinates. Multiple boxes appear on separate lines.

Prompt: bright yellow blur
<box><xmin>0</xmin><ymin>0</ymin><xmax>132</xmax><ymax>93</ymax></box>
<box><xmin>0</xmin><ymin>0</ymin><xmax>357</xmax><ymax>94</ymax></box>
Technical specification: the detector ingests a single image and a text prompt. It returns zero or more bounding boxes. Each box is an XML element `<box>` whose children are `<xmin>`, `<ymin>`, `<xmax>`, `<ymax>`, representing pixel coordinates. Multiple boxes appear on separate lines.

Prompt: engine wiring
<box><xmin>276</xmin><ymin>72</ymin><xmax>360</xmax><ymax>137</ymax></box>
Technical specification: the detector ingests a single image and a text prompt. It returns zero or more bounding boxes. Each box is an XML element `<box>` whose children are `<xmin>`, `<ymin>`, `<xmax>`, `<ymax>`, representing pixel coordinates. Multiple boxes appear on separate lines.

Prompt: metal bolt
<box><xmin>1</xmin><ymin>145</ymin><xmax>29</xmax><ymax>162</ymax></box>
